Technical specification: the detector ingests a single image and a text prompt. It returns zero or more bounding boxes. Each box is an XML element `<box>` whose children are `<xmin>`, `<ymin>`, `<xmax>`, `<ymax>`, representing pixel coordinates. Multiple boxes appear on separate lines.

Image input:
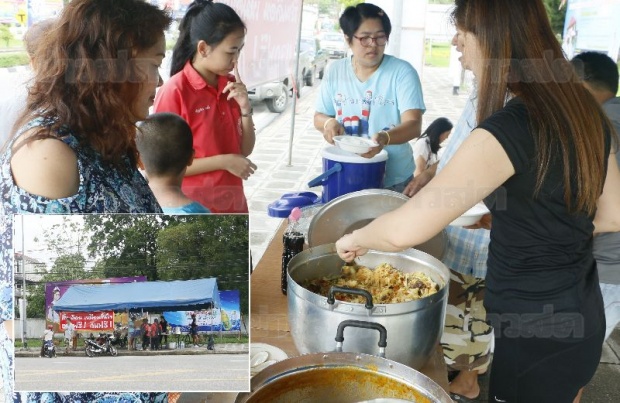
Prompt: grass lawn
<box><xmin>15</xmin><ymin>333</ymin><xmax>248</xmax><ymax>349</ymax></box>
<box><xmin>425</xmin><ymin>41</ymin><xmax>451</xmax><ymax>68</ymax></box>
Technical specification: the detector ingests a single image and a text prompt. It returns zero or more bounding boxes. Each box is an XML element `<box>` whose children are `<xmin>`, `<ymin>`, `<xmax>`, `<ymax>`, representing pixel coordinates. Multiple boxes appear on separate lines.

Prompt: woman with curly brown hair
<box><xmin>0</xmin><ymin>0</ymin><xmax>171</xmax><ymax>214</ymax></box>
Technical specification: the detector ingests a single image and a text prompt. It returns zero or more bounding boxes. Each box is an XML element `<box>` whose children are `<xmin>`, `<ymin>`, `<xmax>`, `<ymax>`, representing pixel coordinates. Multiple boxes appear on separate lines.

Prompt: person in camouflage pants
<box><xmin>442</xmin><ymin>271</ymin><xmax>493</xmax><ymax>373</ymax></box>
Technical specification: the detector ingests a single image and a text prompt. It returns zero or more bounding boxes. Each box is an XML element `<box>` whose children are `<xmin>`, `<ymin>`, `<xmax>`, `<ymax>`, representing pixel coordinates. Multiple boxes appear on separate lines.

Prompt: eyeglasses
<box><xmin>353</xmin><ymin>35</ymin><xmax>388</xmax><ymax>47</ymax></box>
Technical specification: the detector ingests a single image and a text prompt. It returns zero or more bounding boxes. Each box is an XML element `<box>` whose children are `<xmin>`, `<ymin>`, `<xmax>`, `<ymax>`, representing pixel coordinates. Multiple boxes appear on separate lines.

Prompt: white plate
<box><xmin>250</xmin><ymin>343</ymin><xmax>288</xmax><ymax>376</ymax></box>
<box><xmin>450</xmin><ymin>203</ymin><xmax>490</xmax><ymax>227</ymax></box>
<box><xmin>333</xmin><ymin>135</ymin><xmax>378</xmax><ymax>155</ymax></box>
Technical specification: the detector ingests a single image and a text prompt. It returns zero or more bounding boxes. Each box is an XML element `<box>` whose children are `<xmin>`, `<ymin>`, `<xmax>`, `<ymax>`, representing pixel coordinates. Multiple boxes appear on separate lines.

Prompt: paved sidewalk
<box><xmin>246</xmin><ymin>65</ymin><xmax>620</xmax><ymax>402</ymax></box>
<box><xmin>14</xmin><ymin>343</ymin><xmax>248</xmax><ymax>358</ymax></box>
<box><xmin>247</xmin><ymin>66</ymin><xmax>470</xmax><ymax>263</ymax></box>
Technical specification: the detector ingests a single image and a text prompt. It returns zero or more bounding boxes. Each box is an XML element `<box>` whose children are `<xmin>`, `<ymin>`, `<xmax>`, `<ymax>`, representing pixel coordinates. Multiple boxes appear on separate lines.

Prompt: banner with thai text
<box><xmin>59</xmin><ymin>311</ymin><xmax>114</xmax><ymax>332</ymax></box>
<box><xmin>163</xmin><ymin>290</ymin><xmax>241</xmax><ymax>332</ymax></box>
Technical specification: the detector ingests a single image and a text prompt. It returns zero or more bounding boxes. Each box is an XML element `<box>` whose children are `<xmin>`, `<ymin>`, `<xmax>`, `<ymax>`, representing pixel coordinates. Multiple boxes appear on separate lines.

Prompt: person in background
<box><xmin>136</xmin><ymin>112</ymin><xmax>210</xmax><ymax>214</ymax></box>
<box><xmin>40</xmin><ymin>325</ymin><xmax>54</xmax><ymax>358</ymax></box>
<box><xmin>0</xmin><ymin>0</ymin><xmax>171</xmax><ymax>215</ymax></box>
<box><xmin>570</xmin><ymin>50</ymin><xmax>620</xmax><ymax>341</ymax></box>
<box><xmin>314</xmin><ymin>3</ymin><xmax>425</xmax><ymax>193</ymax></box>
<box><xmin>406</xmin><ymin>96</ymin><xmax>492</xmax><ymax>400</ymax></box>
<box><xmin>449</xmin><ymin>44</ymin><xmax>463</xmax><ymax>96</ymax></box>
<box><xmin>190</xmin><ymin>314</ymin><xmax>199</xmax><ymax>347</ymax></box>
<box><xmin>0</xmin><ymin>18</ymin><xmax>55</xmax><ymax>148</ymax></box>
<box><xmin>154</xmin><ymin>0</ymin><xmax>256</xmax><ymax>213</ymax></box>
<box><xmin>150</xmin><ymin>318</ymin><xmax>161</xmax><ymax>351</ymax></box>
<box><xmin>63</xmin><ymin>318</ymin><xmax>75</xmax><ymax>352</ymax></box>
<box><xmin>0</xmin><ymin>4</ymin><xmax>170</xmax><ymax>396</ymax></box>
<box><xmin>141</xmin><ymin>318</ymin><xmax>150</xmax><ymax>351</ymax></box>
<box><xmin>570</xmin><ymin>50</ymin><xmax>620</xmax><ymax>402</ymax></box>
<box><xmin>159</xmin><ymin>315</ymin><xmax>169</xmax><ymax>348</ymax></box>
<box><xmin>412</xmin><ymin>117</ymin><xmax>452</xmax><ymax>177</ymax></box>
<box><xmin>336</xmin><ymin>0</ymin><xmax>620</xmax><ymax>401</ymax></box>
<box><xmin>127</xmin><ymin>315</ymin><xmax>136</xmax><ymax>350</ymax></box>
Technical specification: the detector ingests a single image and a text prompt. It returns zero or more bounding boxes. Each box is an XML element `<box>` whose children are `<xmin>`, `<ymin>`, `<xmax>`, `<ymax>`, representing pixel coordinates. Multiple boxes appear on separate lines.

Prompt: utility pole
<box><xmin>21</xmin><ymin>215</ymin><xmax>27</xmax><ymax>348</ymax></box>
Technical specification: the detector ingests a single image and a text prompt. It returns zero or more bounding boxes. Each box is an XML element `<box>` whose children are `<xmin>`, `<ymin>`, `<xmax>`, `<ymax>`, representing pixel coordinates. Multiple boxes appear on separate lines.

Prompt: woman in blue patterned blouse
<box><xmin>0</xmin><ymin>0</ymin><xmax>172</xmax><ymax>400</ymax></box>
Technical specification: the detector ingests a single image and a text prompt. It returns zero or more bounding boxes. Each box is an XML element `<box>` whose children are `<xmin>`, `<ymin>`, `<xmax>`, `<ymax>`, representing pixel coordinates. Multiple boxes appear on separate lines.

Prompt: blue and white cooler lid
<box><xmin>321</xmin><ymin>145</ymin><xmax>388</xmax><ymax>163</ymax></box>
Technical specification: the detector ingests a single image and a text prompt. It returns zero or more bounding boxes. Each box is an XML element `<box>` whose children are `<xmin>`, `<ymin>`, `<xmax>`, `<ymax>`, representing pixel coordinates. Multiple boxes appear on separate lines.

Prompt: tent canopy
<box><xmin>53</xmin><ymin>278</ymin><xmax>221</xmax><ymax>312</ymax></box>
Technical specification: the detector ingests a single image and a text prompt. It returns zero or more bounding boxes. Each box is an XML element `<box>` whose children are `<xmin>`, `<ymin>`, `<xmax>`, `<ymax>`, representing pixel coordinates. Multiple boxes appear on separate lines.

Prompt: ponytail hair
<box><xmin>170</xmin><ymin>0</ymin><xmax>245</xmax><ymax>76</ymax></box>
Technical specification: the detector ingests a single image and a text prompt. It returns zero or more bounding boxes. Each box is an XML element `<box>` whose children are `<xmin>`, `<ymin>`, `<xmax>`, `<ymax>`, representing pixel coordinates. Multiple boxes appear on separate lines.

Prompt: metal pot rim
<box><xmin>238</xmin><ymin>352</ymin><xmax>453</xmax><ymax>403</ymax></box>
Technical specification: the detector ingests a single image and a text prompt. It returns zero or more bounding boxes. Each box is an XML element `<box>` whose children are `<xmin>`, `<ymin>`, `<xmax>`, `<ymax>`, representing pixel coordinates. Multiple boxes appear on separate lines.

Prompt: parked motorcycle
<box><xmin>42</xmin><ymin>340</ymin><xmax>56</xmax><ymax>358</ymax></box>
<box><xmin>111</xmin><ymin>324</ymin><xmax>128</xmax><ymax>349</ymax></box>
<box><xmin>85</xmin><ymin>333</ymin><xmax>118</xmax><ymax>357</ymax></box>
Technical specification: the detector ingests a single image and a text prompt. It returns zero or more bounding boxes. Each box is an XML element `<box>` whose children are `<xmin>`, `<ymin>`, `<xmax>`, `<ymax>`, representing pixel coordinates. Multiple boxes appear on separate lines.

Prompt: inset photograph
<box><xmin>13</xmin><ymin>214</ymin><xmax>249</xmax><ymax>393</ymax></box>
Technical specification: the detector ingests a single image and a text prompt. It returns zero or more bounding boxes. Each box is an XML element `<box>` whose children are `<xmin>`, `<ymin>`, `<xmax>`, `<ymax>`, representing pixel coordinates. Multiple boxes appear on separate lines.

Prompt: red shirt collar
<box><xmin>182</xmin><ymin>60</ymin><xmax>234</xmax><ymax>95</ymax></box>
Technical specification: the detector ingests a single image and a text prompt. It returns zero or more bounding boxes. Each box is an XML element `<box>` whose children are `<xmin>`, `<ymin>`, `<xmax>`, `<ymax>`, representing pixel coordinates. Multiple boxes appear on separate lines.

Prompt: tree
<box><xmin>45</xmin><ymin>253</ymin><xmax>87</xmax><ymax>282</ymax></box>
<box><xmin>84</xmin><ymin>215</ymin><xmax>174</xmax><ymax>281</ymax></box>
<box><xmin>25</xmin><ymin>283</ymin><xmax>45</xmax><ymax>319</ymax></box>
<box><xmin>156</xmin><ymin>215</ymin><xmax>249</xmax><ymax>314</ymax></box>
<box><xmin>543</xmin><ymin>0</ymin><xmax>567</xmax><ymax>37</ymax></box>
<box><xmin>0</xmin><ymin>25</ymin><xmax>13</xmax><ymax>47</ymax></box>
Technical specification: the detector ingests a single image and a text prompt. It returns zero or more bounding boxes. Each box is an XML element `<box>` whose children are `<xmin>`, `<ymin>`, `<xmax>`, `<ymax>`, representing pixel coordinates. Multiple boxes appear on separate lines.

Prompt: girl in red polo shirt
<box><xmin>154</xmin><ymin>0</ymin><xmax>256</xmax><ymax>213</ymax></box>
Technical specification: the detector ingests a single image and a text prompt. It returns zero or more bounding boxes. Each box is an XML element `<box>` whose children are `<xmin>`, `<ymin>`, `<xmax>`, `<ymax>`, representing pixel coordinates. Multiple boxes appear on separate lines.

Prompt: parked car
<box><xmin>318</xmin><ymin>32</ymin><xmax>347</xmax><ymax>59</ymax></box>
<box><xmin>299</xmin><ymin>36</ymin><xmax>329</xmax><ymax>86</ymax></box>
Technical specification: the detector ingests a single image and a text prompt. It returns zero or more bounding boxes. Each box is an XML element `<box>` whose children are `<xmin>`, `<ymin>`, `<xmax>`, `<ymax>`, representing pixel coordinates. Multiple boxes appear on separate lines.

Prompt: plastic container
<box><xmin>267</xmin><ymin>191</ymin><xmax>321</xmax><ymax>218</ymax></box>
<box><xmin>308</xmin><ymin>146</ymin><xmax>388</xmax><ymax>203</ymax></box>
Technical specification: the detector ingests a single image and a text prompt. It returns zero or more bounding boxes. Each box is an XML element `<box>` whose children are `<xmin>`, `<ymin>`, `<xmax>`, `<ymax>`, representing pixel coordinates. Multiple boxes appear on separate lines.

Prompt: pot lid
<box><xmin>306</xmin><ymin>189</ymin><xmax>447</xmax><ymax>261</ymax></box>
<box><xmin>307</xmin><ymin>189</ymin><xmax>408</xmax><ymax>247</ymax></box>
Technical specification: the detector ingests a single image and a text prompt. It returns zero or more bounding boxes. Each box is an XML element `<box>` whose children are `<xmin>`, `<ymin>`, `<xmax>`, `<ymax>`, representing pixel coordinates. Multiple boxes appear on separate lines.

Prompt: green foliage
<box><xmin>48</xmin><ymin>253</ymin><xmax>87</xmax><ymax>281</ymax></box>
<box><xmin>156</xmin><ymin>215</ymin><xmax>249</xmax><ymax>314</ymax></box>
<box><xmin>23</xmin><ymin>253</ymin><xmax>92</xmax><ymax>318</ymax></box>
<box><xmin>26</xmin><ymin>283</ymin><xmax>46</xmax><ymax>319</ymax></box>
<box><xmin>0</xmin><ymin>52</ymin><xmax>28</xmax><ymax>68</ymax></box>
<box><xmin>84</xmin><ymin>215</ymin><xmax>173</xmax><ymax>281</ymax></box>
<box><xmin>425</xmin><ymin>41</ymin><xmax>451</xmax><ymax>68</ymax></box>
<box><xmin>543</xmin><ymin>0</ymin><xmax>567</xmax><ymax>37</ymax></box>
<box><xmin>0</xmin><ymin>24</ymin><xmax>12</xmax><ymax>47</ymax></box>
<box><xmin>82</xmin><ymin>215</ymin><xmax>249</xmax><ymax>315</ymax></box>
<box><xmin>338</xmin><ymin>0</ymin><xmax>364</xmax><ymax>9</ymax></box>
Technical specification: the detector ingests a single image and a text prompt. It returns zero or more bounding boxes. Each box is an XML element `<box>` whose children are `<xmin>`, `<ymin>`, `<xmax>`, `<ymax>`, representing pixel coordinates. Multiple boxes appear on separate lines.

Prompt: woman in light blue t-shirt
<box><xmin>314</xmin><ymin>3</ymin><xmax>426</xmax><ymax>192</ymax></box>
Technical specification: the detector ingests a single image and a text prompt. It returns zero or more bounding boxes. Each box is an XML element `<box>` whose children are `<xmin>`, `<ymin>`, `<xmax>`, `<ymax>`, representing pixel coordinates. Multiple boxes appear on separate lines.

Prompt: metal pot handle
<box><xmin>335</xmin><ymin>320</ymin><xmax>387</xmax><ymax>358</ymax></box>
<box><xmin>327</xmin><ymin>286</ymin><xmax>374</xmax><ymax>310</ymax></box>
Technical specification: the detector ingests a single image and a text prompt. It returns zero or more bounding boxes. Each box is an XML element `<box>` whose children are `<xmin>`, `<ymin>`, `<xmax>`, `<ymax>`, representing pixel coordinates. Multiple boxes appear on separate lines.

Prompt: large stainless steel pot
<box><xmin>287</xmin><ymin>244</ymin><xmax>450</xmax><ymax>369</ymax></box>
<box><xmin>236</xmin><ymin>351</ymin><xmax>453</xmax><ymax>402</ymax></box>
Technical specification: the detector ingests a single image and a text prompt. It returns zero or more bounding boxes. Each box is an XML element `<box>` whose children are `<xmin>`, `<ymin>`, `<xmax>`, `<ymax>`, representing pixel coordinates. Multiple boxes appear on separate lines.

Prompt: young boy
<box><xmin>136</xmin><ymin>112</ymin><xmax>210</xmax><ymax>214</ymax></box>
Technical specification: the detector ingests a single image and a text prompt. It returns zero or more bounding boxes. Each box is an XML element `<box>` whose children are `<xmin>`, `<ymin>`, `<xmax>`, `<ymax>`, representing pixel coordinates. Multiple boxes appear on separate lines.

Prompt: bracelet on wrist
<box><xmin>241</xmin><ymin>108</ymin><xmax>253</xmax><ymax>117</ymax></box>
<box><xmin>379</xmin><ymin>130</ymin><xmax>391</xmax><ymax>146</ymax></box>
<box><xmin>323</xmin><ymin>117</ymin><xmax>336</xmax><ymax>130</ymax></box>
